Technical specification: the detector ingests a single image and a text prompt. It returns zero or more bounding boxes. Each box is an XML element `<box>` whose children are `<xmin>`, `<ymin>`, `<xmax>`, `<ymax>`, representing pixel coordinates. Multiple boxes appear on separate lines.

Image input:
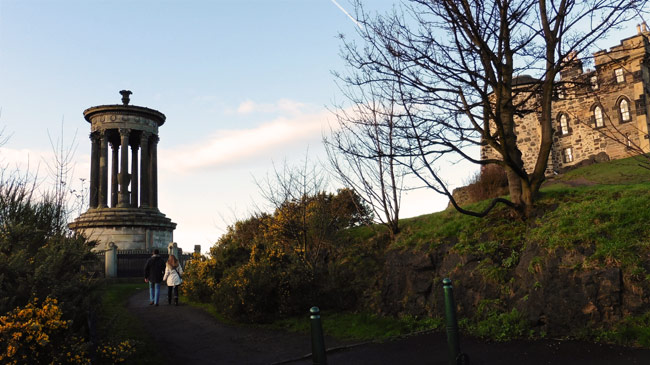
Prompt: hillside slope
<box><xmin>353</xmin><ymin>156</ymin><xmax>650</xmax><ymax>342</ymax></box>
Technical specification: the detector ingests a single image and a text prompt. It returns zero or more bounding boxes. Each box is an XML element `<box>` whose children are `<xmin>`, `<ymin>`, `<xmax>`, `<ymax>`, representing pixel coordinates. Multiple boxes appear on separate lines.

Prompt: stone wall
<box><xmin>378</xmin><ymin>246</ymin><xmax>649</xmax><ymax>336</ymax></box>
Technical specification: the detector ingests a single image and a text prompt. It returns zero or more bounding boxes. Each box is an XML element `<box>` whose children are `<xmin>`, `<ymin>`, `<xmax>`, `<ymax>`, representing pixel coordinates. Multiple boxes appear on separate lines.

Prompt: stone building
<box><xmin>481</xmin><ymin>26</ymin><xmax>650</xmax><ymax>174</ymax></box>
<box><xmin>69</xmin><ymin>91</ymin><xmax>176</xmax><ymax>251</ymax></box>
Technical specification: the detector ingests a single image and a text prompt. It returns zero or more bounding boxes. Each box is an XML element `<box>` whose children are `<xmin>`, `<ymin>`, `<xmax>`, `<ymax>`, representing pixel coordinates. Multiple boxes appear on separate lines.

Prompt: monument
<box><xmin>69</xmin><ymin>91</ymin><xmax>176</xmax><ymax>251</ymax></box>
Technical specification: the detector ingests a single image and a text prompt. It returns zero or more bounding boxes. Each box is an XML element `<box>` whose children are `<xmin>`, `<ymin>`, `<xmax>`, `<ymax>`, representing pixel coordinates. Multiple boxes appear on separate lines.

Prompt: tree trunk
<box><xmin>505</xmin><ymin>166</ymin><xmax>523</xmax><ymax>206</ymax></box>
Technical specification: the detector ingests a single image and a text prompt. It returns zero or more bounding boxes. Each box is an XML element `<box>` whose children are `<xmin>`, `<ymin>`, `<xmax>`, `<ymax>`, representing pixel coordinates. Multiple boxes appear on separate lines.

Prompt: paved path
<box><xmin>127</xmin><ymin>288</ymin><xmax>650</xmax><ymax>364</ymax></box>
<box><xmin>126</xmin><ymin>288</ymin><xmax>348</xmax><ymax>364</ymax></box>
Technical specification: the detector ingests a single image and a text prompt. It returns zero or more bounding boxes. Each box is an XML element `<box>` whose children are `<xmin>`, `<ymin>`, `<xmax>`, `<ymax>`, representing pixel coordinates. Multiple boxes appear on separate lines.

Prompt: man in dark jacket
<box><xmin>144</xmin><ymin>249</ymin><xmax>166</xmax><ymax>306</ymax></box>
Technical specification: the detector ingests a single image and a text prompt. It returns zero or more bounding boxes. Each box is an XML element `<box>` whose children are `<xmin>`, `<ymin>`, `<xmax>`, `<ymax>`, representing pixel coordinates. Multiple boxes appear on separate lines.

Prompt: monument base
<box><xmin>69</xmin><ymin>207</ymin><xmax>176</xmax><ymax>251</ymax></box>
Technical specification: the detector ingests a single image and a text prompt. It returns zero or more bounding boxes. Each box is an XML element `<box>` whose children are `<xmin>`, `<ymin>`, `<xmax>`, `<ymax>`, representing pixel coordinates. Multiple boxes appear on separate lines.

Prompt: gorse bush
<box><xmin>0</xmin><ymin>172</ymin><xmax>118</xmax><ymax>362</ymax></box>
<box><xmin>0</xmin><ymin>297</ymin><xmax>90</xmax><ymax>364</ymax></box>
<box><xmin>0</xmin><ymin>296</ymin><xmax>136</xmax><ymax>364</ymax></box>
<box><xmin>183</xmin><ymin>189</ymin><xmax>375</xmax><ymax>322</ymax></box>
<box><xmin>0</xmin><ymin>174</ymin><xmax>99</xmax><ymax>331</ymax></box>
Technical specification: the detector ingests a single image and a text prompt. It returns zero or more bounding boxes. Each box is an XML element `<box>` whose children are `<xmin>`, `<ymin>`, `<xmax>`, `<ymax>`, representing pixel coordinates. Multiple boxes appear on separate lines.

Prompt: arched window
<box><xmin>559</xmin><ymin>114</ymin><xmax>569</xmax><ymax>135</ymax></box>
<box><xmin>619</xmin><ymin>98</ymin><xmax>631</xmax><ymax>123</ymax></box>
<box><xmin>593</xmin><ymin>105</ymin><xmax>604</xmax><ymax>128</ymax></box>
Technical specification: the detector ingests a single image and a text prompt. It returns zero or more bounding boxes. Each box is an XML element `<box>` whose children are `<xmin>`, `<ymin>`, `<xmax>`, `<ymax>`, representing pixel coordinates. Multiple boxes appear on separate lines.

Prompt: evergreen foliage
<box><xmin>182</xmin><ymin>189</ymin><xmax>376</xmax><ymax>322</ymax></box>
<box><xmin>0</xmin><ymin>171</ymin><xmax>106</xmax><ymax>362</ymax></box>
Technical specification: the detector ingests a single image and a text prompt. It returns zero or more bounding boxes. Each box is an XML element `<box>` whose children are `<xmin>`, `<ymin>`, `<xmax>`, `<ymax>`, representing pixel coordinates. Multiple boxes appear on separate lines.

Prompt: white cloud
<box><xmin>234</xmin><ymin>99</ymin><xmax>308</xmax><ymax>115</ymax></box>
<box><xmin>159</xmin><ymin>108</ymin><xmax>331</xmax><ymax>173</ymax></box>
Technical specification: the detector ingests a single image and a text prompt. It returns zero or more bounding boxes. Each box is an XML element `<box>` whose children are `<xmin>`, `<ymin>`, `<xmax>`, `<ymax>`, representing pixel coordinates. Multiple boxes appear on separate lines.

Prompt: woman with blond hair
<box><xmin>163</xmin><ymin>254</ymin><xmax>183</xmax><ymax>306</ymax></box>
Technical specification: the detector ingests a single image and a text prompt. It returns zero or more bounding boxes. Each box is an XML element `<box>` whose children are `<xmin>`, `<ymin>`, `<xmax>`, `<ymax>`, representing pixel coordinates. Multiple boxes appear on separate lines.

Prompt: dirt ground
<box><xmin>127</xmin><ymin>288</ymin><xmax>650</xmax><ymax>364</ymax></box>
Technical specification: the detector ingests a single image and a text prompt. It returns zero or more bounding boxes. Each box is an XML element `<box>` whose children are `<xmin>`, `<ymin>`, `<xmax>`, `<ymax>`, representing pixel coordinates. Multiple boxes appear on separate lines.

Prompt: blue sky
<box><xmin>2</xmin><ymin>0</ymin><xmax>447</xmax><ymax>253</ymax></box>
<box><xmin>0</xmin><ymin>1</ymin><xmax>642</xmax><ymax>253</ymax></box>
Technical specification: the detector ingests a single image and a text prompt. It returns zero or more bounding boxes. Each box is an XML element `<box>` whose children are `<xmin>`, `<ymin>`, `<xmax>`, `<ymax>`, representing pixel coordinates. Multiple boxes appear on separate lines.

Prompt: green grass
<box><xmin>181</xmin><ymin>296</ymin><xmax>236</xmax><ymax>325</ymax></box>
<box><xmin>377</xmin><ymin>160</ymin><xmax>650</xmax><ymax>273</ymax></box>
<box><xmin>269</xmin><ymin>312</ymin><xmax>443</xmax><ymax>341</ymax></box>
<box><xmin>548</xmin><ymin>155</ymin><xmax>650</xmax><ymax>185</ymax></box>
<box><xmin>528</xmin><ymin>184</ymin><xmax>650</xmax><ymax>269</ymax></box>
<box><xmin>596</xmin><ymin>311</ymin><xmax>650</xmax><ymax>347</ymax></box>
<box><xmin>97</xmin><ymin>282</ymin><xmax>165</xmax><ymax>364</ymax></box>
<box><xmin>183</xmin><ymin>296</ymin><xmax>442</xmax><ymax>342</ymax></box>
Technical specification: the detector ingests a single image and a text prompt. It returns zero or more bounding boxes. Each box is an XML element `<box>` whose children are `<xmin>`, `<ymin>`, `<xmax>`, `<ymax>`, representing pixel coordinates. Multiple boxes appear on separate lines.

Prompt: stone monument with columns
<box><xmin>69</xmin><ymin>91</ymin><xmax>176</xmax><ymax>251</ymax></box>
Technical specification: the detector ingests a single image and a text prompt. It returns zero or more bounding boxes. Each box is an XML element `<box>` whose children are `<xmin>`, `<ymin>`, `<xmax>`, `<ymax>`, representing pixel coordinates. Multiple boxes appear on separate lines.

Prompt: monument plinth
<box><xmin>69</xmin><ymin>91</ymin><xmax>176</xmax><ymax>250</ymax></box>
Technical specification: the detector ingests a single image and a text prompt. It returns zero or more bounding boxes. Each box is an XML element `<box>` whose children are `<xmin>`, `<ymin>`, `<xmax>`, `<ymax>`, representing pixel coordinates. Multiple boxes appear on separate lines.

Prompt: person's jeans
<box><xmin>149</xmin><ymin>282</ymin><xmax>161</xmax><ymax>304</ymax></box>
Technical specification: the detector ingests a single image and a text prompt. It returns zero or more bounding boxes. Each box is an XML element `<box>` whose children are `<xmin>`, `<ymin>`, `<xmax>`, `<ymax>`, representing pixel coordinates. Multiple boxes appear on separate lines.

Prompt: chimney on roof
<box><xmin>560</xmin><ymin>51</ymin><xmax>583</xmax><ymax>79</ymax></box>
<box><xmin>638</xmin><ymin>24</ymin><xmax>642</xmax><ymax>35</ymax></box>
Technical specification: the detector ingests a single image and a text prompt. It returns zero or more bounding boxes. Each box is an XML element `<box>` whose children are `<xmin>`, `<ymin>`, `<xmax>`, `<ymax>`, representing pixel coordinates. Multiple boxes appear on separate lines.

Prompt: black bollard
<box><xmin>310</xmin><ymin>306</ymin><xmax>327</xmax><ymax>365</ymax></box>
<box><xmin>443</xmin><ymin>278</ymin><xmax>460</xmax><ymax>365</ymax></box>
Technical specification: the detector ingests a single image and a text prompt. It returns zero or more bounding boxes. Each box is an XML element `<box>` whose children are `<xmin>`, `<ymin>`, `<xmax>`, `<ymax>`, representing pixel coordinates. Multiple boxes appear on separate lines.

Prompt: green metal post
<box><xmin>310</xmin><ymin>306</ymin><xmax>327</xmax><ymax>365</ymax></box>
<box><xmin>443</xmin><ymin>278</ymin><xmax>460</xmax><ymax>365</ymax></box>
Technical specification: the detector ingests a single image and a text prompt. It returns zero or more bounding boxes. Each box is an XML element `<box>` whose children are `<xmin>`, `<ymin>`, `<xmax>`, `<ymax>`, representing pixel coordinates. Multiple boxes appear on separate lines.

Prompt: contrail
<box><xmin>330</xmin><ymin>0</ymin><xmax>362</xmax><ymax>29</ymax></box>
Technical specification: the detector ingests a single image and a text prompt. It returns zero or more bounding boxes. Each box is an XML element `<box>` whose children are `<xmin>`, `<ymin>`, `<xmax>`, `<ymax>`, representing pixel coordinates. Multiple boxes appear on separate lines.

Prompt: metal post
<box><xmin>310</xmin><ymin>306</ymin><xmax>327</xmax><ymax>365</ymax></box>
<box><xmin>443</xmin><ymin>278</ymin><xmax>460</xmax><ymax>365</ymax></box>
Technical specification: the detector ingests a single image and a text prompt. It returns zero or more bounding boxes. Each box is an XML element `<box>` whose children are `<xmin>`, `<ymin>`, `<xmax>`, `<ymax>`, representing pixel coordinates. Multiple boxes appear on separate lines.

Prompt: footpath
<box><xmin>127</xmin><ymin>289</ymin><xmax>650</xmax><ymax>365</ymax></box>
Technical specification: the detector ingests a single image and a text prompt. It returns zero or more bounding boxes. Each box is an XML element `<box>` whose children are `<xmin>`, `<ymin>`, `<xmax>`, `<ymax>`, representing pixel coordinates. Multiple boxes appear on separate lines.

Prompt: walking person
<box><xmin>144</xmin><ymin>248</ymin><xmax>166</xmax><ymax>306</ymax></box>
<box><xmin>163</xmin><ymin>254</ymin><xmax>183</xmax><ymax>306</ymax></box>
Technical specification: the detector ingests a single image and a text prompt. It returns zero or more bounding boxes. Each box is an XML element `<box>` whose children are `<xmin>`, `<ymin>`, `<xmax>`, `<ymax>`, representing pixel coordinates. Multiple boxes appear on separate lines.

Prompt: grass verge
<box><xmin>271</xmin><ymin>312</ymin><xmax>444</xmax><ymax>341</ymax></box>
<box><xmin>97</xmin><ymin>281</ymin><xmax>165</xmax><ymax>364</ymax></box>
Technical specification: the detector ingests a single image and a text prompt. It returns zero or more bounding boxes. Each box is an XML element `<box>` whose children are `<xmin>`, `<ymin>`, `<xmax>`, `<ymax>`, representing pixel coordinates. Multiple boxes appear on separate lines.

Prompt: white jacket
<box><xmin>163</xmin><ymin>263</ymin><xmax>183</xmax><ymax>286</ymax></box>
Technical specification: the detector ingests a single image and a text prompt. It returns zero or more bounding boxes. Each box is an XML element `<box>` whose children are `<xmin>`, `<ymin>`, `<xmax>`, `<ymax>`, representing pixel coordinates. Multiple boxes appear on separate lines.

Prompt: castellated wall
<box><xmin>482</xmin><ymin>31</ymin><xmax>650</xmax><ymax>175</ymax></box>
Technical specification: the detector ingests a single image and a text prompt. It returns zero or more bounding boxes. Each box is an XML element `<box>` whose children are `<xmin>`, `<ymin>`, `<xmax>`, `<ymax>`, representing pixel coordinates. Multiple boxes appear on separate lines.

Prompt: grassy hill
<box><xmin>340</xmin><ymin>156</ymin><xmax>650</xmax><ymax>346</ymax></box>
<box><xmin>392</xmin><ymin>156</ymin><xmax>650</xmax><ymax>269</ymax></box>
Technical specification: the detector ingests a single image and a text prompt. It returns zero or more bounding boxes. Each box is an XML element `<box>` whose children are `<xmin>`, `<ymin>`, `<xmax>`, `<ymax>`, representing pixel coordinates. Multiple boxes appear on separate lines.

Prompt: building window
<box><xmin>590</xmin><ymin>75</ymin><xmax>599</xmax><ymax>90</ymax></box>
<box><xmin>619</xmin><ymin>98</ymin><xmax>631</xmax><ymax>123</ymax></box>
<box><xmin>626</xmin><ymin>133</ymin><xmax>632</xmax><ymax>149</ymax></box>
<box><xmin>559</xmin><ymin>114</ymin><xmax>569</xmax><ymax>135</ymax></box>
<box><xmin>594</xmin><ymin>105</ymin><xmax>604</xmax><ymax>128</ymax></box>
<box><xmin>615</xmin><ymin>68</ymin><xmax>624</xmax><ymax>83</ymax></box>
<box><xmin>563</xmin><ymin>147</ymin><xmax>574</xmax><ymax>163</ymax></box>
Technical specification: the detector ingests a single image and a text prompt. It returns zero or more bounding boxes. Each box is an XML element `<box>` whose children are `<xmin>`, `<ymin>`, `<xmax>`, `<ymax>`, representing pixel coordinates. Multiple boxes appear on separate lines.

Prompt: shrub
<box><xmin>462</xmin><ymin>299</ymin><xmax>529</xmax><ymax>341</ymax></box>
<box><xmin>215</xmin><ymin>261</ymin><xmax>279</xmax><ymax>323</ymax></box>
<box><xmin>180</xmin><ymin>254</ymin><xmax>219</xmax><ymax>302</ymax></box>
<box><xmin>0</xmin><ymin>297</ymin><xmax>90</xmax><ymax>364</ymax></box>
<box><xmin>0</xmin><ymin>175</ymin><xmax>100</xmax><ymax>332</ymax></box>
<box><xmin>182</xmin><ymin>189</ymin><xmax>374</xmax><ymax>322</ymax></box>
<box><xmin>465</xmin><ymin>164</ymin><xmax>509</xmax><ymax>203</ymax></box>
<box><xmin>214</xmin><ymin>248</ymin><xmax>315</xmax><ymax>323</ymax></box>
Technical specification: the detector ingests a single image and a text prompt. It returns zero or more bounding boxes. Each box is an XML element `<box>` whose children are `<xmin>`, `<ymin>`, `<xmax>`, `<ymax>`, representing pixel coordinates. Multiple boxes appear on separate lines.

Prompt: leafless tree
<box><xmin>43</xmin><ymin>118</ymin><xmax>79</xmax><ymax>231</ymax></box>
<box><xmin>253</xmin><ymin>151</ymin><xmax>328</xmax><ymax>210</ymax></box>
<box><xmin>325</xmin><ymin>75</ymin><xmax>406</xmax><ymax>239</ymax></box>
<box><xmin>340</xmin><ymin>0</ymin><xmax>645</xmax><ymax>218</ymax></box>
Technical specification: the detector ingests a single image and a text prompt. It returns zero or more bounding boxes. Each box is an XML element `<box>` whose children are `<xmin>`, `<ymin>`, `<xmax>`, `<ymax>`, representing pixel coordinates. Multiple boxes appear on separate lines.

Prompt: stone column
<box><xmin>140</xmin><ymin>132</ymin><xmax>150</xmax><ymax>208</ymax></box>
<box><xmin>150</xmin><ymin>135</ymin><xmax>159</xmax><ymax>209</ymax></box>
<box><xmin>118</xmin><ymin>128</ymin><xmax>131</xmax><ymax>208</ymax></box>
<box><xmin>131</xmin><ymin>141</ymin><xmax>139</xmax><ymax>208</ymax></box>
<box><xmin>99</xmin><ymin>131</ymin><xmax>108</xmax><ymax>208</ymax></box>
<box><xmin>110</xmin><ymin>140</ymin><xmax>119</xmax><ymax>208</ymax></box>
<box><xmin>105</xmin><ymin>242</ymin><xmax>118</xmax><ymax>278</ymax></box>
<box><xmin>89</xmin><ymin>133</ymin><xmax>100</xmax><ymax>209</ymax></box>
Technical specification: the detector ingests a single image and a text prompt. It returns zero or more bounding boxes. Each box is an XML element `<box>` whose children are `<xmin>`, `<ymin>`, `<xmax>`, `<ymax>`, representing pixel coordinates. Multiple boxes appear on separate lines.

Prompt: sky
<box><xmin>0</xmin><ymin>1</ymin><xmax>643</xmax><ymax>253</ymax></box>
